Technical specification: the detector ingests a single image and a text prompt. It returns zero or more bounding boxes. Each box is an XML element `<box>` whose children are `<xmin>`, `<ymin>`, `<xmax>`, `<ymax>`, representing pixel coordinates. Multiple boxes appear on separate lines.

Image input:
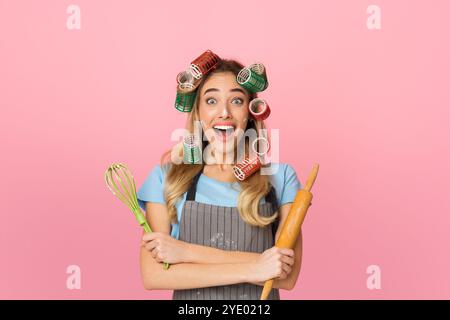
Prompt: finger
<box><xmin>275</xmin><ymin>263</ymin><xmax>284</xmax><ymax>279</ymax></box>
<box><xmin>141</xmin><ymin>239</ymin><xmax>154</xmax><ymax>246</ymax></box>
<box><xmin>279</xmin><ymin>248</ymin><xmax>294</xmax><ymax>257</ymax></box>
<box><xmin>154</xmin><ymin>250</ymin><xmax>164</xmax><ymax>262</ymax></box>
<box><xmin>144</xmin><ymin>243</ymin><xmax>152</xmax><ymax>252</ymax></box>
<box><xmin>267</xmin><ymin>246</ymin><xmax>278</xmax><ymax>254</ymax></box>
<box><xmin>144</xmin><ymin>241</ymin><xmax>158</xmax><ymax>253</ymax></box>
<box><xmin>150</xmin><ymin>248</ymin><xmax>162</xmax><ymax>261</ymax></box>
<box><xmin>146</xmin><ymin>241</ymin><xmax>159</xmax><ymax>252</ymax></box>
<box><xmin>282</xmin><ymin>263</ymin><xmax>292</xmax><ymax>274</ymax></box>
<box><xmin>144</xmin><ymin>241</ymin><xmax>160</xmax><ymax>250</ymax></box>
<box><xmin>142</xmin><ymin>232</ymin><xmax>163</xmax><ymax>241</ymax></box>
<box><xmin>273</xmin><ymin>247</ymin><xmax>285</xmax><ymax>255</ymax></box>
<box><xmin>142</xmin><ymin>232</ymin><xmax>159</xmax><ymax>242</ymax></box>
<box><xmin>280</xmin><ymin>255</ymin><xmax>295</xmax><ymax>266</ymax></box>
<box><xmin>153</xmin><ymin>252</ymin><xmax>160</xmax><ymax>262</ymax></box>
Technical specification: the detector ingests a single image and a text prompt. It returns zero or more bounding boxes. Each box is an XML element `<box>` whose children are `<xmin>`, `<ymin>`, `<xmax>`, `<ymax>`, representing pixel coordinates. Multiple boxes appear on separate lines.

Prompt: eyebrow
<box><xmin>203</xmin><ymin>88</ymin><xmax>247</xmax><ymax>96</ymax></box>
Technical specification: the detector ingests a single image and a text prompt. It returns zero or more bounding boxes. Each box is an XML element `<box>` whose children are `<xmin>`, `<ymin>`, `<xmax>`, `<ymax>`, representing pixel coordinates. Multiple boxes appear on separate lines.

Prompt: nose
<box><xmin>218</xmin><ymin>102</ymin><xmax>231</xmax><ymax>119</ymax></box>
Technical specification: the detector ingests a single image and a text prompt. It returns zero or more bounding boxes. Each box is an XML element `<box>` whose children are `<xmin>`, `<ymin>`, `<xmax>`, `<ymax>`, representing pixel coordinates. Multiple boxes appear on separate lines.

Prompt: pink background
<box><xmin>1</xmin><ymin>0</ymin><xmax>449</xmax><ymax>299</ymax></box>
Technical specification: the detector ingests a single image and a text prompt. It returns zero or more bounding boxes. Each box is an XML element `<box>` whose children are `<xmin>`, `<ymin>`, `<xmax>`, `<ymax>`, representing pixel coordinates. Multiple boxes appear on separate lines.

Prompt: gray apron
<box><xmin>172</xmin><ymin>171</ymin><xmax>280</xmax><ymax>300</ymax></box>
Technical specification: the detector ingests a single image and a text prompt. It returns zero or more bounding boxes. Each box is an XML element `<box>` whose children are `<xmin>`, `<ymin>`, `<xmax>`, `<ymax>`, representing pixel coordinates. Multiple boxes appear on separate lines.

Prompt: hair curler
<box><xmin>252</xmin><ymin>136</ymin><xmax>271</xmax><ymax>157</ymax></box>
<box><xmin>249</xmin><ymin>63</ymin><xmax>269</xmax><ymax>90</ymax></box>
<box><xmin>236</xmin><ymin>67</ymin><xmax>267</xmax><ymax>93</ymax></box>
<box><xmin>251</xmin><ymin>136</ymin><xmax>271</xmax><ymax>165</ymax></box>
<box><xmin>249</xmin><ymin>98</ymin><xmax>271</xmax><ymax>121</ymax></box>
<box><xmin>232</xmin><ymin>157</ymin><xmax>262</xmax><ymax>181</ymax></box>
<box><xmin>189</xmin><ymin>49</ymin><xmax>220</xmax><ymax>80</ymax></box>
<box><xmin>175</xmin><ymin>83</ymin><xmax>197</xmax><ymax>112</ymax></box>
<box><xmin>176</xmin><ymin>70</ymin><xmax>202</xmax><ymax>90</ymax></box>
<box><xmin>183</xmin><ymin>133</ymin><xmax>202</xmax><ymax>164</ymax></box>
<box><xmin>176</xmin><ymin>70</ymin><xmax>195</xmax><ymax>85</ymax></box>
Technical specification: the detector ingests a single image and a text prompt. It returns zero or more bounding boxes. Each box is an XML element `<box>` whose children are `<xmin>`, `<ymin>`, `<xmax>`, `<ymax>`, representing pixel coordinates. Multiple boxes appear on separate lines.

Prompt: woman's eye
<box><xmin>206</xmin><ymin>98</ymin><xmax>216</xmax><ymax>105</ymax></box>
<box><xmin>232</xmin><ymin>98</ymin><xmax>244</xmax><ymax>105</ymax></box>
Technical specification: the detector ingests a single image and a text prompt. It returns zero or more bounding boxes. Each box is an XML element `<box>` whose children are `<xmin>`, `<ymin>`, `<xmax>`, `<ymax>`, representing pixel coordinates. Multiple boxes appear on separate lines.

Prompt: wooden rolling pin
<box><xmin>260</xmin><ymin>164</ymin><xmax>319</xmax><ymax>300</ymax></box>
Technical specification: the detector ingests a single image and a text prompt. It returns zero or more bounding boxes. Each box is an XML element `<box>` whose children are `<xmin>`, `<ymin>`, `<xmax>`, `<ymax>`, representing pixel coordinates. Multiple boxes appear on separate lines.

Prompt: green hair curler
<box><xmin>175</xmin><ymin>83</ymin><xmax>197</xmax><ymax>112</ymax></box>
<box><xmin>249</xmin><ymin>63</ymin><xmax>269</xmax><ymax>90</ymax></box>
<box><xmin>183</xmin><ymin>133</ymin><xmax>202</xmax><ymax>164</ymax></box>
<box><xmin>236</xmin><ymin>67</ymin><xmax>267</xmax><ymax>93</ymax></box>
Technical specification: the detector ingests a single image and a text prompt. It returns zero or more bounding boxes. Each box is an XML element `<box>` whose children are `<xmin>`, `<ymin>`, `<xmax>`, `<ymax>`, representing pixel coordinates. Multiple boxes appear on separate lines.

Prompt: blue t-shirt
<box><xmin>137</xmin><ymin>163</ymin><xmax>302</xmax><ymax>239</ymax></box>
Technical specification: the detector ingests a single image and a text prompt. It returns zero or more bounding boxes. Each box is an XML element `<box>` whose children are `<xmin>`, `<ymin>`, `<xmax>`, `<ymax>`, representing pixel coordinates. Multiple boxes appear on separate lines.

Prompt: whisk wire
<box><xmin>104</xmin><ymin>163</ymin><xmax>170</xmax><ymax>270</ymax></box>
<box><xmin>113</xmin><ymin>165</ymin><xmax>138</xmax><ymax>210</ymax></box>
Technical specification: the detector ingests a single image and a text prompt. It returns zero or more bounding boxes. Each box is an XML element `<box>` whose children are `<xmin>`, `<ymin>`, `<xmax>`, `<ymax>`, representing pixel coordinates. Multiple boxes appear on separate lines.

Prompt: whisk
<box><xmin>104</xmin><ymin>163</ymin><xmax>170</xmax><ymax>270</ymax></box>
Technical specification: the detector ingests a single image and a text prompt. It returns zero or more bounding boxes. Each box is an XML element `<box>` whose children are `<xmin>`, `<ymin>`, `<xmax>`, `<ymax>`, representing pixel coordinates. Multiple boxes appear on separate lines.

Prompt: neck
<box><xmin>205</xmin><ymin>148</ymin><xmax>235</xmax><ymax>165</ymax></box>
<box><xmin>203</xmin><ymin>164</ymin><xmax>237</xmax><ymax>183</ymax></box>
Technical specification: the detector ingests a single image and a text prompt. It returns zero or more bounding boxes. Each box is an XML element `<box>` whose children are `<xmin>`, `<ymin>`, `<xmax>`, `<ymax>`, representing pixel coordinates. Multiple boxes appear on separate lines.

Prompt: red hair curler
<box><xmin>249</xmin><ymin>98</ymin><xmax>271</xmax><ymax>121</ymax></box>
<box><xmin>189</xmin><ymin>50</ymin><xmax>220</xmax><ymax>80</ymax></box>
<box><xmin>233</xmin><ymin>157</ymin><xmax>262</xmax><ymax>181</ymax></box>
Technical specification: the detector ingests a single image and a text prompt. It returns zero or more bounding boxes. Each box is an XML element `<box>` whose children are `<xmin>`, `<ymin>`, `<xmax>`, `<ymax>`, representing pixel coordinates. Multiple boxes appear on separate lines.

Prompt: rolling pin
<box><xmin>260</xmin><ymin>164</ymin><xmax>319</xmax><ymax>300</ymax></box>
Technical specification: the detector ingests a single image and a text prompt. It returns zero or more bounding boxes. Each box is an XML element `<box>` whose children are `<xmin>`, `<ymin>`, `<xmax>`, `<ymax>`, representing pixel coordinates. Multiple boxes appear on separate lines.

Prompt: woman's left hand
<box><xmin>141</xmin><ymin>232</ymin><xmax>188</xmax><ymax>264</ymax></box>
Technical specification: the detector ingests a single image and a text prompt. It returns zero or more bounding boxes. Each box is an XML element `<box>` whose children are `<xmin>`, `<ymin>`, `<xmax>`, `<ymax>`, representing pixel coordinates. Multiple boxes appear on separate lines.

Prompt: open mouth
<box><xmin>213</xmin><ymin>125</ymin><xmax>235</xmax><ymax>142</ymax></box>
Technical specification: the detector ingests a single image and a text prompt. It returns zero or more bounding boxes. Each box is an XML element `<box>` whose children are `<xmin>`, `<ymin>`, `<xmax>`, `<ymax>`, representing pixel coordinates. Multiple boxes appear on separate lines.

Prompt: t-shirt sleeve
<box><xmin>137</xmin><ymin>165</ymin><xmax>166</xmax><ymax>211</ymax></box>
<box><xmin>279</xmin><ymin>164</ymin><xmax>302</xmax><ymax>205</ymax></box>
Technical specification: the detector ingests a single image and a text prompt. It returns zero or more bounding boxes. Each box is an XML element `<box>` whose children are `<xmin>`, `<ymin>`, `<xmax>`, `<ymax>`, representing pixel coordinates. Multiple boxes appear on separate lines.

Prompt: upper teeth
<box><xmin>214</xmin><ymin>125</ymin><xmax>234</xmax><ymax>130</ymax></box>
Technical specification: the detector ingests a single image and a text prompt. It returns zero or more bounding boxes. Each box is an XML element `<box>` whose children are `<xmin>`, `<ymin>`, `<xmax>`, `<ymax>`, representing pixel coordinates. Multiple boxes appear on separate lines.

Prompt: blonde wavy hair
<box><xmin>161</xmin><ymin>59</ymin><xmax>277</xmax><ymax>228</ymax></box>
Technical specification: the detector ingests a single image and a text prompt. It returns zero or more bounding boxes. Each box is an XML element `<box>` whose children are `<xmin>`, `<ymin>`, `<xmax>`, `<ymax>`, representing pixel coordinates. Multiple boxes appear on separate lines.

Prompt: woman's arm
<box><xmin>140</xmin><ymin>202</ymin><xmax>248</xmax><ymax>289</ymax></box>
<box><xmin>144</xmin><ymin>232</ymin><xmax>261</xmax><ymax>264</ymax></box>
<box><xmin>165</xmin><ymin>214</ymin><xmax>300</xmax><ymax>290</ymax></box>
<box><xmin>141</xmin><ymin>202</ymin><xmax>260</xmax><ymax>264</ymax></box>
<box><xmin>140</xmin><ymin>202</ymin><xmax>292</xmax><ymax>290</ymax></box>
<box><xmin>189</xmin><ymin>244</ymin><xmax>261</xmax><ymax>263</ymax></box>
<box><xmin>141</xmin><ymin>248</ymin><xmax>252</xmax><ymax>290</ymax></box>
<box><xmin>156</xmin><ymin>203</ymin><xmax>302</xmax><ymax>290</ymax></box>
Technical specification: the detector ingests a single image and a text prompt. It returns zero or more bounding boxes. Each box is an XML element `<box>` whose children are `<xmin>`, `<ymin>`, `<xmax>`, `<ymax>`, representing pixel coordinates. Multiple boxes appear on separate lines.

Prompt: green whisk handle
<box><xmin>135</xmin><ymin>210</ymin><xmax>171</xmax><ymax>270</ymax></box>
<box><xmin>142</xmin><ymin>221</ymin><xmax>152</xmax><ymax>233</ymax></box>
<box><xmin>135</xmin><ymin>211</ymin><xmax>152</xmax><ymax>232</ymax></box>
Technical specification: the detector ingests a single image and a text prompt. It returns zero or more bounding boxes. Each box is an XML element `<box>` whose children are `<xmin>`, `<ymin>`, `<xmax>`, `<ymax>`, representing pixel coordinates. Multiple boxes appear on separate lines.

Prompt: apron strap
<box><xmin>186</xmin><ymin>170</ymin><xmax>202</xmax><ymax>201</ymax></box>
<box><xmin>265</xmin><ymin>187</ymin><xmax>279</xmax><ymax>212</ymax></box>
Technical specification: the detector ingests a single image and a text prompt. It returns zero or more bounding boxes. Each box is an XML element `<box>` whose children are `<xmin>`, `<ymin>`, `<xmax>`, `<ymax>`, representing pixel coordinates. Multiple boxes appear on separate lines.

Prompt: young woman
<box><xmin>137</xmin><ymin>58</ymin><xmax>303</xmax><ymax>300</ymax></box>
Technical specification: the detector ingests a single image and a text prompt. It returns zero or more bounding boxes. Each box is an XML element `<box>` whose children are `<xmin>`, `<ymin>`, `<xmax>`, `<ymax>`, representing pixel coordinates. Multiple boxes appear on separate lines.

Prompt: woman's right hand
<box><xmin>247</xmin><ymin>246</ymin><xmax>295</xmax><ymax>283</ymax></box>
